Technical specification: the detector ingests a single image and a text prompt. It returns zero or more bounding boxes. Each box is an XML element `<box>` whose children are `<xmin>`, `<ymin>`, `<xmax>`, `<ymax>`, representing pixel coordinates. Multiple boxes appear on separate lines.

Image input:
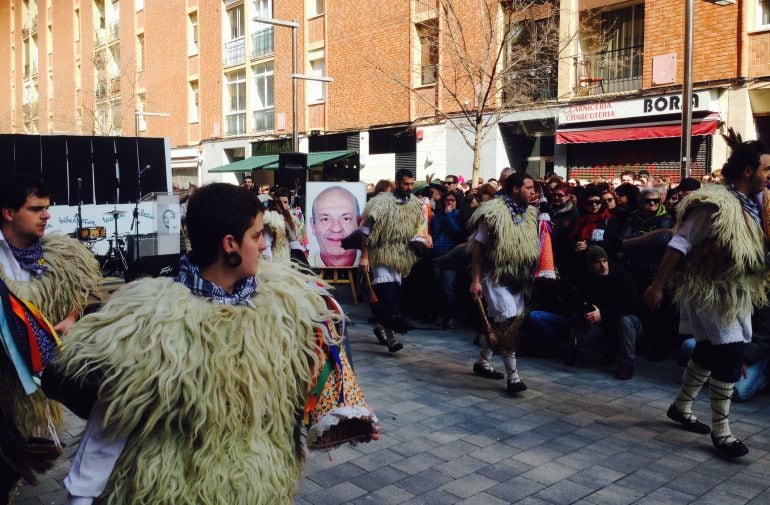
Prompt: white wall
<box><xmin>415</xmin><ymin>123</ymin><xmax>447</xmax><ymax>181</ymax></box>
<box><xmin>445</xmin><ymin>121</ymin><xmax>504</xmax><ymax>184</ymax></box>
<box><xmin>200</xmin><ymin>138</ymin><xmax>249</xmax><ymax>185</ymax></box>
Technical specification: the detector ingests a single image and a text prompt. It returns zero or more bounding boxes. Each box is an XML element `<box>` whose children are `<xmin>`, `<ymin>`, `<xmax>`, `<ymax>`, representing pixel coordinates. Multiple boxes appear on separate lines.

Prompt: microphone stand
<box><xmin>131</xmin><ymin>165</ymin><xmax>150</xmax><ymax>262</ymax></box>
<box><xmin>76</xmin><ymin>178</ymin><xmax>83</xmax><ymax>242</ymax></box>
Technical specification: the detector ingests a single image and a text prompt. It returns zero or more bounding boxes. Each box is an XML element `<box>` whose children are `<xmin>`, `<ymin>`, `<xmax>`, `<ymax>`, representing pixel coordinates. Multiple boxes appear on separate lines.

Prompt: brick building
<box><xmin>0</xmin><ymin>0</ymin><xmax>769</xmax><ymax>186</ymax></box>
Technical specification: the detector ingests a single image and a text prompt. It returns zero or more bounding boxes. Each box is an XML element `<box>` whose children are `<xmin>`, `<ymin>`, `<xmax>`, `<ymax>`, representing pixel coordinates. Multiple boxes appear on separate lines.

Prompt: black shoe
<box><xmin>563</xmin><ymin>336</ymin><xmax>578</xmax><ymax>365</ymax></box>
<box><xmin>615</xmin><ymin>362</ymin><xmax>634</xmax><ymax>380</ymax></box>
<box><xmin>506</xmin><ymin>380</ymin><xmax>528</xmax><ymax>394</ymax></box>
<box><xmin>711</xmin><ymin>434</ymin><xmax>749</xmax><ymax>458</ymax></box>
<box><xmin>386</xmin><ymin>331</ymin><xmax>403</xmax><ymax>353</ymax></box>
<box><xmin>666</xmin><ymin>404</ymin><xmax>711</xmax><ymax>434</ymax></box>
<box><xmin>473</xmin><ymin>363</ymin><xmax>504</xmax><ymax>380</ymax></box>
<box><xmin>373</xmin><ymin>325</ymin><xmax>387</xmax><ymax>345</ymax></box>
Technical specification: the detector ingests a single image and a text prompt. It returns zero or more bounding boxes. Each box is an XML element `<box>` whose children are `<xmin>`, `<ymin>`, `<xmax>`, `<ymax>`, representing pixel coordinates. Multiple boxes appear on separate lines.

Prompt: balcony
<box><xmin>251</xmin><ymin>28</ymin><xmax>274</xmax><ymax>60</ymax></box>
<box><xmin>308</xmin><ymin>15</ymin><xmax>325</xmax><ymax>46</ymax></box>
<box><xmin>252</xmin><ymin>108</ymin><xmax>274</xmax><ymax>133</ymax></box>
<box><xmin>308</xmin><ymin>102</ymin><xmax>325</xmax><ymax>130</ymax></box>
<box><xmin>575</xmin><ymin>45</ymin><xmax>643</xmax><ymax>96</ymax></box>
<box><xmin>225</xmin><ymin>112</ymin><xmax>246</xmax><ymax>136</ymax></box>
<box><xmin>108</xmin><ymin>22</ymin><xmax>120</xmax><ymax>43</ymax></box>
<box><xmin>224</xmin><ymin>37</ymin><xmax>245</xmax><ymax>67</ymax></box>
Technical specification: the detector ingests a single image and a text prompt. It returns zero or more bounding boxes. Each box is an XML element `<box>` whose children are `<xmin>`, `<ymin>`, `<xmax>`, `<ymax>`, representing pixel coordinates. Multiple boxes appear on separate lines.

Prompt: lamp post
<box><xmin>253</xmin><ymin>17</ymin><xmax>300</xmax><ymax>151</ymax></box>
<box><xmin>681</xmin><ymin>0</ymin><xmax>734</xmax><ymax>180</ymax></box>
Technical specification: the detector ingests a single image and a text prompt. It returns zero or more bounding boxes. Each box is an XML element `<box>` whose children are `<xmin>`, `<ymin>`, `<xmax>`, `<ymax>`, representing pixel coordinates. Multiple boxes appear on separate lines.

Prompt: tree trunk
<box><xmin>470</xmin><ymin>116</ymin><xmax>484</xmax><ymax>189</ymax></box>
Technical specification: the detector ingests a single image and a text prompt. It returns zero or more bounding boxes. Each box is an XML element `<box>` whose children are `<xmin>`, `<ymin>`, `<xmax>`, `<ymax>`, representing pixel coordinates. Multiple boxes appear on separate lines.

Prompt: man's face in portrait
<box><xmin>311</xmin><ymin>187</ymin><xmax>359</xmax><ymax>266</ymax></box>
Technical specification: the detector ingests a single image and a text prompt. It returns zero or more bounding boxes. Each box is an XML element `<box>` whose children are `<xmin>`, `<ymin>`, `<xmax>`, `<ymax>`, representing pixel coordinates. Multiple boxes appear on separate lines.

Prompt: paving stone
<box><xmin>486</xmin><ymin>476</ymin><xmax>545</xmax><ymax>503</ymax></box>
<box><xmin>632</xmin><ymin>487</ymin><xmax>697</xmax><ymax>505</ymax></box>
<box><xmin>348</xmin><ymin>484</ymin><xmax>414</xmax><ymax>505</ymax></box>
<box><xmin>439</xmin><ymin>472</ymin><xmax>498</xmax><ymax>499</ymax></box>
<box><xmin>567</xmin><ymin>465</ymin><xmax>626</xmax><ymax>490</ymax></box>
<box><xmin>533</xmin><ymin>479</ymin><xmax>595</xmax><ymax>504</ymax></box>
<box><xmin>521</xmin><ymin>461</ymin><xmax>579</xmax><ymax>486</ymax></box>
<box><xmin>348</xmin><ymin>465</ymin><xmax>409</xmax><ymax>493</ymax></box>
<box><xmin>476</xmin><ymin>460</ymin><xmax>534</xmax><ymax>482</ymax></box>
<box><xmin>434</xmin><ymin>454</ymin><xmax>488</xmax><ymax>479</ymax></box>
<box><xmin>397</xmin><ymin>469</ymin><xmax>454</xmax><ymax>495</ymax></box>
<box><xmin>305</xmin><ymin>482</ymin><xmax>368</xmax><ymax>505</ymax></box>
<box><xmin>393</xmin><ymin>452</ymin><xmax>448</xmax><ymax>475</ymax></box>
<box><xmin>401</xmin><ymin>488</ymin><xmax>461</xmax><ymax>505</ymax></box>
<box><xmin>584</xmin><ymin>484</ymin><xmax>646</xmax><ymax>505</ymax></box>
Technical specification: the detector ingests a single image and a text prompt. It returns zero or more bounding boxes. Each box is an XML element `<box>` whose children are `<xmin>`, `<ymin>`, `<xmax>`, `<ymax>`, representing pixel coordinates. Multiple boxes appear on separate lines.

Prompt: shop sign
<box><xmin>559</xmin><ymin>90</ymin><xmax>718</xmax><ymax>125</ymax></box>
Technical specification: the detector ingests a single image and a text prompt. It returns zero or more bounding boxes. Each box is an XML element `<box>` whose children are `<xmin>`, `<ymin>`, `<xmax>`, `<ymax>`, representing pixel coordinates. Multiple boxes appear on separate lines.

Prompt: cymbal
<box><xmin>104</xmin><ymin>209</ymin><xmax>127</xmax><ymax>216</ymax></box>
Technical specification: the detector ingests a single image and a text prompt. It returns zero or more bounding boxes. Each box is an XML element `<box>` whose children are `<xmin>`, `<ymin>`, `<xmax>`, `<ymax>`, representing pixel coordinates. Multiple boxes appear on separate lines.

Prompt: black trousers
<box><xmin>691</xmin><ymin>340</ymin><xmax>746</xmax><ymax>383</ymax></box>
<box><xmin>372</xmin><ymin>281</ymin><xmax>401</xmax><ymax>328</ymax></box>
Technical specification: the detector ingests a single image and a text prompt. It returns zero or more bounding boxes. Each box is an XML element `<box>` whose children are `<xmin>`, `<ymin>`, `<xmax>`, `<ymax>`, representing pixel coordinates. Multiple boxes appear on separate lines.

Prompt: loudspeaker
<box><xmin>276</xmin><ymin>152</ymin><xmax>308</xmax><ymax>196</ymax></box>
<box><xmin>125</xmin><ymin>254</ymin><xmax>181</xmax><ymax>283</ymax></box>
<box><xmin>127</xmin><ymin>234</ymin><xmax>158</xmax><ymax>259</ymax></box>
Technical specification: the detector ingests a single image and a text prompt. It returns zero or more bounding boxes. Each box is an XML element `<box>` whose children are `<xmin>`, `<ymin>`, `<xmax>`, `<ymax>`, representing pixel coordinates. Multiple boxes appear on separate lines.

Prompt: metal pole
<box><xmin>680</xmin><ymin>0</ymin><xmax>694</xmax><ymax>181</ymax></box>
<box><xmin>292</xmin><ymin>22</ymin><xmax>298</xmax><ymax>152</ymax></box>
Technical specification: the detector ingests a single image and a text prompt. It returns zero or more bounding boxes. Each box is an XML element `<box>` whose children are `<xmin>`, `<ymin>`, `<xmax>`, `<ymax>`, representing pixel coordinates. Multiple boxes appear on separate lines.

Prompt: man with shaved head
<box><xmin>310</xmin><ymin>185</ymin><xmax>360</xmax><ymax>267</ymax></box>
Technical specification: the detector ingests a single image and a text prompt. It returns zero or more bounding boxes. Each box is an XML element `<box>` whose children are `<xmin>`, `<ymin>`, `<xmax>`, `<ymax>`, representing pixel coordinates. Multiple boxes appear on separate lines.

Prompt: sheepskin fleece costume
<box><xmin>58</xmin><ymin>261</ymin><xmax>333</xmax><ymax>505</ymax></box>
<box><xmin>263</xmin><ymin>209</ymin><xmax>291</xmax><ymax>261</ymax></box>
<box><xmin>674</xmin><ymin>183</ymin><xmax>769</xmax><ymax>324</ymax></box>
<box><xmin>361</xmin><ymin>193</ymin><xmax>423</xmax><ymax>276</ymax></box>
<box><xmin>0</xmin><ymin>233</ymin><xmax>101</xmax><ymax>474</ymax></box>
<box><xmin>467</xmin><ymin>198</ymin><xmax>539</xmax><ymax>287</ymax></box>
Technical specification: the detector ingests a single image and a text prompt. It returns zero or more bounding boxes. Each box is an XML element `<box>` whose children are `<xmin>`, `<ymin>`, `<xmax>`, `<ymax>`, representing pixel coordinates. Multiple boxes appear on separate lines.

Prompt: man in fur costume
<box><xmin>0</xmin><ymin>175</ymin><xmax>101</xmax><ymax>504</ymax></box>
<box><xmin>468</xmin><ymin>172</ymin><xmax>539</xmax><ymax>395</ymax></box>
<box><xmin>645</xmin><ymin>130</ymin><xmax>770</xmax><ymax>458</ymax></box>
<box><xmin>58</xmin><ymin>183</ymin><xmax>378</xmax><ymax>505</ymax></box>
<box><xmin>360</xmin><ymin>168</ymin><xmax>430</xmax><ymax>353</ymax></box>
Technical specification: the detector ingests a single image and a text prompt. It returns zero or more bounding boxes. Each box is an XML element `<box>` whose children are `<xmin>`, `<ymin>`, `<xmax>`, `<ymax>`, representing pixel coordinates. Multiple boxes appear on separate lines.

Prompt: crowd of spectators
<box><xmin>372</xmin><ymin>168</ymin><xmax>768</xmax><ymax>398</ymax></box>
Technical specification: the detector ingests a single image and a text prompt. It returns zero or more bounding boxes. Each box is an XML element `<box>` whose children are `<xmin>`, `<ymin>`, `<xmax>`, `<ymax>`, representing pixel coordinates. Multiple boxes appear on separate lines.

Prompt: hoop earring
<box><xmin>225</xmin><ymin>251</ymin><xmax>242</xmax><ymax>267</ymax></box>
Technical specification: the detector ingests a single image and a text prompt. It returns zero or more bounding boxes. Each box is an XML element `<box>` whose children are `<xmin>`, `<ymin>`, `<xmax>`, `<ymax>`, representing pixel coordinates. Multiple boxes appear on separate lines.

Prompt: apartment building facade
<box><xmin>0</xmin><ymin>0</ymin><xmax>769</xmax><ymax>185</ymax></box>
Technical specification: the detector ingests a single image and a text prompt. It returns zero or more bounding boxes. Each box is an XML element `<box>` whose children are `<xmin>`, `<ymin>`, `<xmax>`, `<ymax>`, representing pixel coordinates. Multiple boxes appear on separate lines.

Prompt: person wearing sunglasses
<box><xmin>620</xmin><ymin>188</ymin><xmax>674</xmax><ymax>240</ymax></box>
<box><xmin>567</xmin><ymin>186</ymin><xmax>619</xmax><ymax>278</ymax></box>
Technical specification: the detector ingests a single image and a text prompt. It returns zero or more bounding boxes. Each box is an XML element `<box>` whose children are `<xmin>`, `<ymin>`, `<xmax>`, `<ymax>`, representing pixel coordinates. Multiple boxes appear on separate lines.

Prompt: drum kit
<box><xmin>77</xmin><ymin>209</ymin><xmax>129</xmax><ymax>277</ymax></box>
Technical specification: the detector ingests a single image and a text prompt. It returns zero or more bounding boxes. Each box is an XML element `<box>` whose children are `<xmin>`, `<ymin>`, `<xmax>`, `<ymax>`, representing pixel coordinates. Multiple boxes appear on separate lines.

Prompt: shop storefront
<box><xmin>557</xmin><ymin>90</ymin><xmax>722</xmax><ymax>182</ymax></box>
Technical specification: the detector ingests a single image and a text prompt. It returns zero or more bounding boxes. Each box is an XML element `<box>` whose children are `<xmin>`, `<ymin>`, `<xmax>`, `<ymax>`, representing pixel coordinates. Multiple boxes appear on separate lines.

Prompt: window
<box><xmin>135</xmin><ymin>0</ymin><xmax>143</xmax><ymax>11</ymax></box>
<box><xmin>94</xmin><ymin>0</ymin><xmax>106</xmax><ymax>30</ymax></box>
<box><xmin>227</xmin><ymin>4</ymin><xmax>244</xmax><ymax>40</ymax></box>
<box><xmin>225</xmin><ymin>70</ymin><xmax>246</xmax><ymax>135</ymax></box>
<box><xmin>189</xmin><ymin>80</ymin><xmax>199</xmax><ymax>122</ymax></box>
<box><xmin>760</xmin><ymin>0</ymin><xmax>770</xmax><ymax>27</ymax></box>
<box><xmin>307</xmin><ymin>0</ymin><xmax>324</xmax><ymax>16</ymax></box>
<box><xmin>188</xmin><ymin>11</ymin><xmax>198</xmax><ymax>55</ymax></box>
<box><xmin>306</xmin><ymin>58</ymin><xmax>325</xmax><ymax>102</ymax></box>
<box><xmin>136</xmin><ymin>33</ymin><xmax>144</xmax><ymax>71</ymax></box>
<box><xmin>416</xmin><ymin>20</ymin><xmax>438</xmax><ymax>86</ymax></box>
<box><xmin>599</xmin><ymin>4</ymin><xmax>644</xmax><ymax>92</ymax></box>
<box><xmin>252</xmin><ymin>62</ymin><xmax>274</xmax><ymax>132</ymax></box>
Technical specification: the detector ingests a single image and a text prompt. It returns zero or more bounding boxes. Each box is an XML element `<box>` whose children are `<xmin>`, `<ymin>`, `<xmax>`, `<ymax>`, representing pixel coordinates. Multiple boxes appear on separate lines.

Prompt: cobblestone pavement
<box><xmin>16</xmin><ymin>301</ymin><xmax>770</xmax><ymax>505</ymax></box>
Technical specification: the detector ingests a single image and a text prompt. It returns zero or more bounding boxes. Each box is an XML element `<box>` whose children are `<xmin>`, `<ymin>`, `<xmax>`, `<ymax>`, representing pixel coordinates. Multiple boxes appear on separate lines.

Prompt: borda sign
<box><xmin>560</xmin><ymin>90</ymin><xmax>713</xmax><ymax>125</ymax></box>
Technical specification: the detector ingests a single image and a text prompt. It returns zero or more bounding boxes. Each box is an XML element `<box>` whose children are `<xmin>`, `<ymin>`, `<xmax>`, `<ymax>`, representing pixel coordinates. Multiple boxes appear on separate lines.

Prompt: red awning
<box><xmin>556</xmin><ymin>115</ymin><xmax>720</xmax><ymax>144</ymax></box>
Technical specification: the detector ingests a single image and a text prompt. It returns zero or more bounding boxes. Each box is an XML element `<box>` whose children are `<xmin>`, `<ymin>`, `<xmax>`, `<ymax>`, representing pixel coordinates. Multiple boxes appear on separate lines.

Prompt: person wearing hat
<box><xmin>645</xmin><ymin>130</ymin><xmax>770</xmax><ymax>458</ymax></box>
<box><xmin>671</xmin><ymin>177</ymin><xmax>702</xmax><ymax>215</ymax></box>
<box><xmin>568</xmin><ymin>245</ymin><xmax>642</xmax><ymax>380</ymax></box>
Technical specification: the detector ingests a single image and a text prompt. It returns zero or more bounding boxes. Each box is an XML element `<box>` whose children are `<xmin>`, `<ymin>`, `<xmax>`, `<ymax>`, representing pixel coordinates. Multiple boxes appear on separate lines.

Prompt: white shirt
<box><xmin>0</xmin><ymin>229</ymin><xmax>31</xmax><ymax>281</ymax></box>
<box><xmin>473</xmin><ymin>223</ymin><xmax>527</xmax><ymax>322</ymax></box>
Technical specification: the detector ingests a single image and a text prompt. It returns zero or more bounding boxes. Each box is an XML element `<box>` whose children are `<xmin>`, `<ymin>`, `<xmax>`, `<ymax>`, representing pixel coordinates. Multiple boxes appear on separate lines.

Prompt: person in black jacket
<box><xmin>569</xmin><ymin>245</ymin><xmax>643</xmax><ymax>380</ymax></box>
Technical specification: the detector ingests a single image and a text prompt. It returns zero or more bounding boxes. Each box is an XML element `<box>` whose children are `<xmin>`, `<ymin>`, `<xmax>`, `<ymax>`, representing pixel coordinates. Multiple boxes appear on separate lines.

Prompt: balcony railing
<box><xmin>224</xmin><ymin>37</ymin><xmax>245</xmax><ymax>67</ymax></box>
<box><xmin>308</xmin><ymin>15</ymin><xmax>325</xmax><ymax>45</ymax></box>
<box><xmin>575</xmin><ymin>45</ymin><xmax>642</xmax><ymax>96</ymax></box>
<box><xmin>30</xmin><ymin>16</ymin><xmax>38</xmax><ymax>34</ymax></box>
<box><xmin>108</xmin><ymin>22</ymin><xmax>120</xmax><ymax>42</ymax></box>
<box><xmin>225</xmin><ymin>112</ymin><xmax>246</xmax><ymax>136</ymax></box>
<box><xmin>252</xmin><ymin>108</ymin><xmax>274</xmax><ymax>132</ymax></box>
<box><xmin>251</xmin><ymin>28</ymin><xmax>274</xmax><ymax>60</ymax></box>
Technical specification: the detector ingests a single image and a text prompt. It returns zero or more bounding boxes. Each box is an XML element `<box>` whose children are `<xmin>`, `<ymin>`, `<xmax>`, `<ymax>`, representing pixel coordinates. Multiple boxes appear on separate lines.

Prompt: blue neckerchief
<box><xmin>174</xmin><ymin>255</ymin><xmax>257</xmax><ymax>308</ymax></box>
<box><xmin>726</xmin><ymin>182</ymin><xmax>762</xmax><ymax>229</ymax></box>
<box><xmin>502</xmin><ymin>194</ymin><xmax>528</xmax><ymax>225</ymax></box>
<box><xmin>7</xmin><ymin>240</ymin><xmax>47</xmax><ymax>278</ymax></box>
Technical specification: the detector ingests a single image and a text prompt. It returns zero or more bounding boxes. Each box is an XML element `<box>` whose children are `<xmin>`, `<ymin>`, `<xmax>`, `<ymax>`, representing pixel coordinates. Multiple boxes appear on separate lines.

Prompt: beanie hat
<box><xmin>678</xmin><ymin>177</ymin><xmax>701</xmax><ymax>192</ymax></box>
<box><xmin>585</xmin><ymin>245</ymin><xmax>608</xmax><ymax>265</ymax></box>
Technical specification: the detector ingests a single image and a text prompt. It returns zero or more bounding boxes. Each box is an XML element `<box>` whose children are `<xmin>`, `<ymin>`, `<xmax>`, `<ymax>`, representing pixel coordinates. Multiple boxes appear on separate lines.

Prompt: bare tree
<box><xmin>366</xmin><ymin>0</ymin><xmax>599</xmax><ymax>186</ymax></box>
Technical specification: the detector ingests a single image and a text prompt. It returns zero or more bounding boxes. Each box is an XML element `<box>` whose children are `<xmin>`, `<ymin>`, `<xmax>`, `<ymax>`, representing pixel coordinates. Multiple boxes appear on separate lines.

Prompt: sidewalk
<box><xmin>16</xmin><ymin>301</ymin><xmax>770</xmax><ymax>505</ymax></box>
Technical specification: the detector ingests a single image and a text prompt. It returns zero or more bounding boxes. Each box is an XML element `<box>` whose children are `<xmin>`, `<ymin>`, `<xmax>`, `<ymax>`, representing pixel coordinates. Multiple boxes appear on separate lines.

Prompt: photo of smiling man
<box><xmin>307</xmin><ymin>182</ymin><xmax>365</xmax><ymax>268</ymax></box>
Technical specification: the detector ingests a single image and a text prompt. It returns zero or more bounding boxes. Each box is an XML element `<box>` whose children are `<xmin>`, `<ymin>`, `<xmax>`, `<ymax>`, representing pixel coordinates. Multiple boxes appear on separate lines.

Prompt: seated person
<box><xmin>568</xmin><ymin>246</ymin><xmax>643</xmax><ymax>380</ymax></box>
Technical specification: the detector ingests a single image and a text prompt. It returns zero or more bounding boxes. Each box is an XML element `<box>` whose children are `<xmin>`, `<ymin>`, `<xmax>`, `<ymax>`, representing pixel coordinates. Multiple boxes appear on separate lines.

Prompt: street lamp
<box><xmin>253</xmin><ymin>17</ymin><xmax>335</xmax><ymax>152</ymax></box>
<box><xmin>681</xmin><ymin>0</ymin><xmax>733</xmax><ymax>179</ymax></box>
<box><xmin>253</xmin><ymin>16</ymin><xmax>300</xmax><ymax>151</ymax></box>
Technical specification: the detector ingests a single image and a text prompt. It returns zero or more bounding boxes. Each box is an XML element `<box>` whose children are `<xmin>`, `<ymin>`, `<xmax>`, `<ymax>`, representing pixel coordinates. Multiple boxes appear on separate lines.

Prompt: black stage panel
<box><xmin>13</xmin><ymin>135</ymin><xmax>43</xmax><ymax>177</ymax></box>
<box><xmin>114</xmin><ymin>137</ymin><xmax>139</xmax><ymax>203</ymax></box>
<box><xmin>0</xmin><ymin>135</ymin><xmax>15</xmax><ymax>176</ymax></box>
<box><xmin>136</xmin><ymin>137</ymin><xmax>168</xmax><ymax>196</ymax></box>
<box><xmin>92</xmin><ymin>137</ymin><xmax>121</xmax><ymax>204</ymax></box>
<box><xmin>65</xmin><ymin>136</ymin><xmax>95</xmax><ymax>205</ymax></box>
<box><xmin>40</xmin><ymin>136</ymin><xmax>69</xmax><ymax>205</ymax></box>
